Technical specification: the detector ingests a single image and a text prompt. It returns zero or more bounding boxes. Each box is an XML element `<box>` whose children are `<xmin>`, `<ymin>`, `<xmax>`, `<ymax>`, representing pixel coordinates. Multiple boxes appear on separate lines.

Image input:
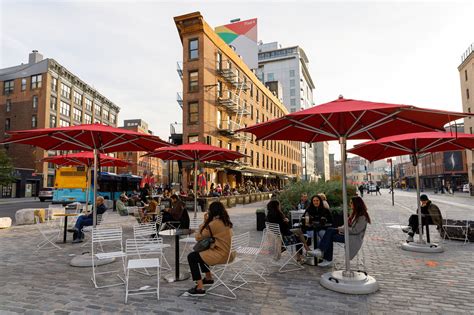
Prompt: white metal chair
<box><xmin>124</xmin><ymin>238</ymin><xmax>161</xmax><ymax>304</ymax></box>
<box><xmin>231</xmin><ymin>231</ymin><xmax>267</xmax><ymax>284</ymax></box>
<box><xmin>34</xmin><ymin>214</ymin><xmax>62</xmax><ymax>251</ymax></box>
<box><xmin>264</xmin><ymin>222</ymin><xmax>304</xmax><ymax>273</ymax></box>
<box><xmin>80</xmin><ymin>214</ymin><xmax>104</xmax><ymax>248</ymax></box>
<box><xmin>290</xmin><ymin>210</ymin><xmax>305</xmax><ymax>228</ymax></box>
<box><xmin>91</xmin><ymin>227</ymin><xmax>127</xmax><ymax>288</ymax></box>
<box><xmin>133</xmin><ymin>223</ymin><xmax>171</xmax><ymax>271</ymax></box>
<box><xmin>442</xmin><ymin>218</ymin><xmax>470</xmax><ymax>245</ymax></box>
<box><xmin>206</xmin><ymin>233</ymin><xmax>250</xmax><ymax>299</ymax></box>
<box><xmin>178</xmin><ymin>218</ymin><xmax>201</xmax><ymax>263</ymax></box>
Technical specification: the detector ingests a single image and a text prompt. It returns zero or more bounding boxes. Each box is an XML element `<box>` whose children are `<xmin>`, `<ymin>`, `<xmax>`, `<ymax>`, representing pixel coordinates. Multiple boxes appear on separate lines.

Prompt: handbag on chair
<box><xmin>192</xmin><ymin>226</ymin><xmax>215</xmax><ymax>252</ymax></box>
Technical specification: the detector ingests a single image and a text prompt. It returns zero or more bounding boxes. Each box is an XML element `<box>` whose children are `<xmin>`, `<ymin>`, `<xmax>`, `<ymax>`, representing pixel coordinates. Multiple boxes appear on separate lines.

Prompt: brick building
<box><xmin>116</xmin><ymin>119</ymin><xmax>164</xmax><ymax>184</ymax></box>
<box><xmin>174</xmin><ymin>12</ymin><xmax>302</xmax><ymax>191</ymax></box>
<box><xmin>0</xmin><ymin>51</ymin><xmax>120</xmax><ymax>197</ymax></box>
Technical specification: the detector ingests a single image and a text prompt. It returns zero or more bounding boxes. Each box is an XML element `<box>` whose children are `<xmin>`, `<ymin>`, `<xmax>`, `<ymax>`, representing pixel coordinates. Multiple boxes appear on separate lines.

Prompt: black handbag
<box><xmin>193</xmin><ymin>226</ymin><xmax>215</xmax><ymax>252</ymax></box>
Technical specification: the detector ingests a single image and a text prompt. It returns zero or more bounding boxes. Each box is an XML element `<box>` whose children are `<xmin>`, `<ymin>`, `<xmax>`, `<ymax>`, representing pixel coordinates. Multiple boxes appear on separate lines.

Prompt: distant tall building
<box><xmin>116</xmin><ymin>119</ymin><xmax>164</xmax><ymax>184</ymax></box>
<box><xmin>257</xmin><ymin>41</ymin><xmax>322</xmax><ymax>181</ymax></box>
<box><xmin>315</xmin><ymin>142</ymin><xmax>330</xmax><ymax>181</ymax></box>
<box><xmin>0</xmin><ymin>51</ymin><xmax>120</xmax><ymax>197</ymax></box>
<box><xmin>329</xmin><ymin>153</ymin><xmax>335</xmax><ymax>179</ymax></box>
<box><xmin>459</xmin><ymin>43</ymin><xmax>474</xmax><ymax>190</ymax></box>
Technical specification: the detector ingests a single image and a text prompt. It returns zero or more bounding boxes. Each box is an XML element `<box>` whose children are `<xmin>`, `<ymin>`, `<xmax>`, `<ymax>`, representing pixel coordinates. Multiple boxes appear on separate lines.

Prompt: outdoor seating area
<box><xmin>1</xmin><ymin>193</ymin><xmax>473</xmax><ymax>313</ymax></box>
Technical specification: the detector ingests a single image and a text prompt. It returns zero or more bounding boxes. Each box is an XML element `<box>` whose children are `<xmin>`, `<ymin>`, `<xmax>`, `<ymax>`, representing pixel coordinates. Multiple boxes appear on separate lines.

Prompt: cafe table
<box><xmin>53</xmin><ymin>213</ymin><xmax>79</xmax><ymax>243</ymax></box>
<box><xmin>160</xmin><ymin>228</ymin><xmax>192</xmax><ymax>282</ymax></box>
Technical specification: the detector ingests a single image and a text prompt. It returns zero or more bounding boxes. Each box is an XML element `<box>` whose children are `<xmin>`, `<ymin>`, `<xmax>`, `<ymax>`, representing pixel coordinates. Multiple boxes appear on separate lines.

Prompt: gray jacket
<box><xmin>347</xmin><ymin>215</ymin><xmax>368</xmax><ymax>260</ymax></box>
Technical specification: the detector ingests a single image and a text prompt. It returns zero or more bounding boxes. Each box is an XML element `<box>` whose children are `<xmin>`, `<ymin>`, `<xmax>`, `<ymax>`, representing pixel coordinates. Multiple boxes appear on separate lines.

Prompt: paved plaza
<box><xmin>0</xmin><ymin>190</ymin><xmax>473</xmax><ymax>314</ymax></box>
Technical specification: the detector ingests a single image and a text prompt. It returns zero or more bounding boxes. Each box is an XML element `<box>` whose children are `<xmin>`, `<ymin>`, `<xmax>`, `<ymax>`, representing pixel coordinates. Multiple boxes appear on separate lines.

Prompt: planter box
<box><xmin>236</xmin><ymin>195</ymin><xmax>244</xmax><ymax>204</ymax></box>
<box><xmin>227</xmin><ymin>196</ymin><xmax>236</xmax><ymax>208</ymax></box>
<box><xmin>244</xmin><ymin>195</ymin><xmax>250</xmax><ymax>204</ymax></box>
<box><xmin>250</xmin><ymin>194</ymin><xmax>256</xmax><ymax>203</ymax></box>
<box><xmin>219</xmin><ymin>197</ymin><xmax>229</xmax><ymax>208</ymax></box>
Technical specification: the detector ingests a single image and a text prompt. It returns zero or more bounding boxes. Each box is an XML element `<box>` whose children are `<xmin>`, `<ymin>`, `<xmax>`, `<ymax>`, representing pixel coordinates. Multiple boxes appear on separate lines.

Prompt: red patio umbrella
<box><xmin>348</xmin><ymin>131</ymin><xmax>474</xmax><ymax>249</ymax></box>
<box><xmin>43</xmin><ymin>151</ymin><xmax>132</xmax><ymax>209</ymax></box>
<box><xmin>144</xmin><ymin>142</ymin><xmax>245</xmax><ymax>217</ymax></box>
<box><xmin>238</xmin><ymin>96</ymin><xmax>471</xmax><ymax>294</ymax></box>
<box><xmin>1</xmin><ymin>123</ymin><xmax>170</xmax><ymax>226</ymax></box>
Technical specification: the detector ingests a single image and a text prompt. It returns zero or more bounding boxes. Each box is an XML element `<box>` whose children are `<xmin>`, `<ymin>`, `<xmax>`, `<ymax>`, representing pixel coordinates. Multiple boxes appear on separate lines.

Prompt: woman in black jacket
<box><xmin>266</xmin><ymin>200</ymin><xmax>313</xmax><ymax>262</ymax></box>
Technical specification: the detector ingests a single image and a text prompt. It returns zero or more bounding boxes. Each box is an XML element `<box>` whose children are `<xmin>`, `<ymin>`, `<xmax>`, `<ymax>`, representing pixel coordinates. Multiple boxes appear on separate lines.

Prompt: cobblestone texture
<box><xmin>0</xmin><ymin>190</ymin><xmax>473</xmax><ymax>314</ymax></box>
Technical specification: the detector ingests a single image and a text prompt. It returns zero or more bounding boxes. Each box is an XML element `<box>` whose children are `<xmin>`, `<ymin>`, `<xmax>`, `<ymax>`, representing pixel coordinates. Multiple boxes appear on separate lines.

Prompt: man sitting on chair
<box><xmin>69</xmin><ymin>196</ymin><xmax>108</xmax><ymax>243</ymax></box>
<box><xmin>161</xmin><ymin>194</ymin><xmax>190</xmax><ymax>229</ymax></box>
<box><xmin>402</xmin><ymin>194</ymin><xmax>442</xmax><ymax>242</ymax></box>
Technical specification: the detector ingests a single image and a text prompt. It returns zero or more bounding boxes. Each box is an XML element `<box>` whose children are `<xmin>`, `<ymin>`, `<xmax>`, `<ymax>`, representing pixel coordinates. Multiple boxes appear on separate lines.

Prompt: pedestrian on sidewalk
<box><xmin>375</xmin><ymin>185</ymin><xmax>381</xmax><ymax>196</ymax></box>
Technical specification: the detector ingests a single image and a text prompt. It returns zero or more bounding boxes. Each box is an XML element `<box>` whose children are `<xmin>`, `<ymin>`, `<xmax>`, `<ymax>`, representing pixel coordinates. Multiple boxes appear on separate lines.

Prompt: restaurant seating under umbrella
<box><xmin>238</xmin><ymin>96</ymin><xmax>471</xmax><ymax>294</ymax></box>
<box><xmin>1</xmin><ymin>123</ymin><xmax>170</xmax><ymax>226</ymax></box>
<box><xmin>43</xmin><ymin>151</ymin><xmax>132</xmax><ymax>209</ymax></box>
<box><xmin>348</xmin><ymin>131</ymin><xmax>474</xmax><ymax>253</ymax></box>
<box><xmin>143</xmin><ymin>142</ymin><xmax>245</xmax><ymax>218</ymax></box>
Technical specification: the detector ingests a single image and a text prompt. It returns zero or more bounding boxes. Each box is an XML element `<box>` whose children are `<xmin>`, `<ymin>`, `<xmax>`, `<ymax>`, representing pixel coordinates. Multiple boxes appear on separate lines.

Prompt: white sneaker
<box><xmin>307</xmin><ymin>249</ymin><xmax>323</xmax><ymax>258</ymax></box>
<box><xmin>318</xmin><ymin>259</ymin><xmax>333</xmax><ymax>267</ymax></box>
<box><xmin>406</xmin><ymin>235</ymin><xmax>414</xmax><ymax>242</ymax></box>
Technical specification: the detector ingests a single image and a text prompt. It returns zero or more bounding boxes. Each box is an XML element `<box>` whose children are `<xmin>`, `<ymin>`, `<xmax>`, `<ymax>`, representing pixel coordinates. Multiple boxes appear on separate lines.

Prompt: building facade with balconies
<box><xmin>174</xmin><ymin>12</ymin><xmax>302</xmax><ymax>191</ymax></box>
<box><xmin>0</xmin><ymin>51</ymin><xmax>120</xmax><ymax>197</ymax></box>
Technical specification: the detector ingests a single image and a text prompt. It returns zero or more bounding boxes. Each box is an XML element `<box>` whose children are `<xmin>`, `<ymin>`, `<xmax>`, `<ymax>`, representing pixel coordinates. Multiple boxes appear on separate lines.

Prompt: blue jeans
<box><xmin>74</xmin><ymin>215</ymin><xmax>93</xmax><ymax>240</ymax></box>
<box><xmin>318</xmin><ymin>227</ymin><xmax>345</xmax><ymax>261</ymax></box>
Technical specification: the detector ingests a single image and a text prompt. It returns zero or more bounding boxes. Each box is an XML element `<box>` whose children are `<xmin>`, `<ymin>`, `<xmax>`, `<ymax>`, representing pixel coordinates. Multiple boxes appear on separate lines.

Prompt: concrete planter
<box><xmin>250</xmin><ymin>194</ymin><xmax>256</xmax><ymax>203</ymax></box>
<box><xmin>218</xmin><ymin>197</ymin><xmax>229</xmax><ymax>208</ymax></box>
<box><xmin>244</xmin><ymin>195</ymin><xmax>250</xmax><ymax>204</ymax></box>
<box><xmin>236</xmin><ymin>195</ymin><xmax>244</xmax><ymax>204</ymax></box>
<box><xmin>0</xmin><ymin>217</ymin><xmax>12</xmax><ymax>229</ymax></box>
<box><xmin>227</xmin><ymin>196</ymin><xmax>236</xmax><ymax>208</ymax></box>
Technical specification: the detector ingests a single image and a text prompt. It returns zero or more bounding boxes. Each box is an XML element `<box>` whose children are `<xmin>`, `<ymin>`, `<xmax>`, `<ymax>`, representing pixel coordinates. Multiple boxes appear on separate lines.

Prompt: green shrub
<box><xmin>277</xmin><ymin>180</ymin><xmax>356</xmax><ymax>216</ymax></box>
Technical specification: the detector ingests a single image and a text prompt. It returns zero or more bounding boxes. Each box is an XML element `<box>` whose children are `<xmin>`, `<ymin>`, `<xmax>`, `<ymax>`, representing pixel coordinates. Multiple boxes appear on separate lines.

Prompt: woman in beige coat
<box><xmin>185</xmin><ymin>201</ymin><xmax>234</xmax><ymax>297</ymax></box>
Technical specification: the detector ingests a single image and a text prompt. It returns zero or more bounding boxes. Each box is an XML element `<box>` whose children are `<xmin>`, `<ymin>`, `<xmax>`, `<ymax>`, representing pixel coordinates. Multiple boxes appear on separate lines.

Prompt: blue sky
<box><xmin>1</xmin><ymin>0</ymin><xmax>473</xmax><ymax>159</ymax></box>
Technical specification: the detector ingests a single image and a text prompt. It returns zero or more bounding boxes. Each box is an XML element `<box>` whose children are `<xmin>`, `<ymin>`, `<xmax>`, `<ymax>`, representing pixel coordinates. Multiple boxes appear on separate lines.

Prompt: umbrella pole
<box><xmin>414</xmin><ymin>155</ymin><xmax>423</xmax><ymax>243</ymax></box>
<box><xmin>93</xmin><ymin>149</ymin><xmax>98</xmax><ymax>227</ymax></box>
<box><xmin>194</xmin><ymin>160</ymin><xmax>198</xmax><ymax>219</ymax></box>
<box><xmin>340</xmin><ymin>137</ymin><xmax>351</xmax><ymax>273</ymax></box>
<box><xmin>85</xmin><ymin>166</ymin><xmax>90</xmax><ymax>213</ymax></box>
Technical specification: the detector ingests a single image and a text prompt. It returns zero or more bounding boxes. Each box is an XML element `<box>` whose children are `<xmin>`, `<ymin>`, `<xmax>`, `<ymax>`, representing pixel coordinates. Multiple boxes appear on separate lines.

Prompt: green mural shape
<box><xmin>218</xmin><ymin>32</ymin><xmax>239</xmax><ymax>44</ymax></box>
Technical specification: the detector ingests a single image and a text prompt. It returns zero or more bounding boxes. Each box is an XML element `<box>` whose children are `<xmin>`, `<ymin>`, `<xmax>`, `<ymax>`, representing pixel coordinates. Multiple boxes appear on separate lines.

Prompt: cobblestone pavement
<box><xmin>0</xmin><ymin>191</ymin><xmax>473</xmax><ymax>314</ymax></box>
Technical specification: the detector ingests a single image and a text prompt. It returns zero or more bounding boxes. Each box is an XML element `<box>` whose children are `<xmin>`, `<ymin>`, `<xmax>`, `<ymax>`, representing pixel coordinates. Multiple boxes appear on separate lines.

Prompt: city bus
<box><xmin>52</xmin><ymin>166</ymin><xmax>141</xmax><ymax>204</ymax></box>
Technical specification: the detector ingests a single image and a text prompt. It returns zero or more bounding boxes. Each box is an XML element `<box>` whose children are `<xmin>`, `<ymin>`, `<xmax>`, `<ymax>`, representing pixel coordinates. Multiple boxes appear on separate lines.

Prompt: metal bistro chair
<box><xmin>91</xmin><ymin>227</ymin><xmax>127</xmax><ymax>289</ymax></box>
<box><xmin>133</xmin><ymin>222</ymin><xmax>171</xmax><ymax>271</ymax></box>
<box><xmin>231</xmin><ymin>231</ymin><xmax>267</xmax><ymax>284</ymax></box>
<box><xmin>178</xmin><ymin>217</ymin><xmax>201</xmax><ymax>264</ymax></box>
<box><xmin>265</xmin><ymin>222</ymin><xmax>304</xmax><ymax>273</ymax></box>
<box><xmin>34</xmin><ymin>214</ymin><xmax>62</xmax><ymax>251</ymax></box>
<box><xmin>124</xmin><ymin>238</ymin><xmax>161</xmax><ymax>304</ymax></box>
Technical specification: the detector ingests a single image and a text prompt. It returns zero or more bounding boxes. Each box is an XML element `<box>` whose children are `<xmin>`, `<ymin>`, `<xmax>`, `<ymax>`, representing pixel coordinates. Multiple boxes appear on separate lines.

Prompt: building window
<box><xmin>94</xmin><ymin>118</ymin><xmax>101</xmax><ymax>124</ymax></box>
<box><xmin>110</xmin><ymin>112</ymin><xmax>116</xmax><ymax>124</ymax></box>
<box><xmin>50</xmin><ymin>96</ymin><xmax>57</xmax><ymax>111</ymax></box>
<box><xmin>51</xmin><ymin>77</ymin><xmax>58</xmax><ymax>92</ymax></box>
<box><xmin>189</xmin><ymin>71</ymin><xmax>198</xmax><ymax>92</ymax></box>
<box><xmin>189</xmin><ymin>38</ymin><xmax>199</xmax><ymax>60</ymax></box>
<box><xmin>206</xmin><ymin>135</ymin><xmax>212</xmax><ymax>145</ymax></box>
<box><xmin>188</xmin><ymin>135</ymin><xmax>199</xmax><ymax>143</ymax></box>
<box><xmin>290</xmin><ymin>89</ymin><xmax>296</xmax><ymax>97</ymax></box>
<box><xmin>31</xmin><ymin>74</ymin><xmax>42</xmax><ymax>89</ymax></box>
<box><xmin>3</xmin><ymin>80</ymin><xmax>14</xmax><ymax>94</ymax></box>
<box><xmin>256</xmin><ymin>152</ymin><xmax>259</xmax><ymax>167</ymax></box>
<box><xmin>217</xmin><ymin>81</ymin><xmax>222</xmax><ymax>98</ymax></box>
<box><xmin>60</xmin><ymin>101</ymin><xmax>70</xmax><ymax>116</ymax></box>
<box><xmin>290</xmin><ymin>99</ymin><xmax>296</xmax><ymax>106</ymax></box>
<box><xmin>21</xmin><ymin>78</ymin><xmax>27</xmax><ymax>91</ymax></box>
<box><xmin>290</xmin><ymin>69</ymin><xmax>295</xmax><ymax>77</ymax></box>
<box><xmin>290</xmin><ymin>108</ymin><xmax>296</xmax><ymax>113</ymax></box>
<box><xmin>250</xmin><ymin>83</ymin><xmax>253</xmax><ymax>97</ymax></box>
<box><xmin>267</xmin><ymin>73</ymin><xmax>274</xmax><ymax>82</ymax></box>
<box><xmin>5</xmin><ymin>118</ymin><xmax>10</xmax><ymax>131</ymax></box>
<box><xmin>85</xmin><ymin>98</ymin><xmax>92</xmax><ymax>111</ymax></box>
<box><xmin>216</xmin><ymin>110</ymin><xmax>222</xmax><ymax>128</ymax></box>
<box><xmin>84</xmin><ymin>113</ymin><xmax>92</xmax><ymax>124</ymax></box>
<box><xmin>467</xmin><ymin>89</ymin><xmax>470</xmax><ymax>100</ymax></box>
<box><xmin>216</xmin><ymin>51</ymin><xmax>222</xmax><ymax>70</ymax></box>
<box><xmin>50</xmin><ymin>115</ymin><xmax>57</xmax><ymax>128</ymax></box>
<box><xmin>31</xmin><ymin>115</ymin><xmax>37</xmax><ymax>128</ymax></box>
<box><xmin>32</xmin><ymin>96</ymin><xmax>38</xmax><ymax>109</ymax></box>
<box><xmin>59</xmin><ymin>119</ymin><xmax>70</xmax><ymax>127</ymax></box>
<box><xmin>61</xmin><ymin>83</ymin><xmax>71</xmax><ymax>98</ymax></box>
<box><xmin>73</xmin><ymin>108</ymin><xmax>82</xmax><ymax>122</ymax></box>
<box><xmin>94</xmin><ymin>104</ymin><xmax>101</xmax><ymax>116</ymax></box>
<box><xmin>465</xmin><ymin>70</ymin><xmax>468</xmax><ymax>81</ymax></box>
<box><xmin>102</xmin><ymin>108</ymin><xmax>109</xmax><ymax>120</ymax></box>
<box><xmin>73</xmin><ymin>91</ymin><xmax>82</xmax><ymax>105</ymax></box>
<box><xmin>188</xmin><ymin>102</ymin><xmax>198</xmax><ymax>124</ymax></box>
<box><xmin>6</xmin><ymin>99</ymin><xmax>11</xmax><ymax>112</ymax></box>
<box><xmin>218</xmin><ymin>140</ymin><xmax>223</xmax><ymax>148</ymax></box>
<box><xmin>290</xmin><ymin>79</ymin><xmax>295</xmax><ymax>87</ymax></box>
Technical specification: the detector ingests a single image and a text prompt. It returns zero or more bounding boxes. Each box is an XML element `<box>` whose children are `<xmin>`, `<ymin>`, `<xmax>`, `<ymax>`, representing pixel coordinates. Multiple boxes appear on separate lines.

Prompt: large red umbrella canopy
<box><xmin>42</xmin><ymin>151</ymin><xmax>132</xmax><ymax>167</ymax></box>
<box><xmin>238</xmin><ymin>97</ymin><xmax>469</xmax><ymax>142</ymax></box>
<box><xmin>348</xmin><ymin>132</ymin><xmax>474</xmax><ymax>162</ymax></box>
<box><xmin>144</xmin><ymin>142</ymin><xmax>245</xmax><ymax>161</ymax></box>
<box><xmin>2</xmin><ymin>123</ymin><xmax>170</xmax><ymax>152</ymax></box>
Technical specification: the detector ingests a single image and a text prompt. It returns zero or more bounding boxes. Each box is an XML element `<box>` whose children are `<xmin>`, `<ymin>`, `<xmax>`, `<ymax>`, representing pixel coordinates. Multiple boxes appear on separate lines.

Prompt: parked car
<box><xmin>39</xmin><ymin>187</ymin><xmax>54</xmax><ymax>202</ymax></box>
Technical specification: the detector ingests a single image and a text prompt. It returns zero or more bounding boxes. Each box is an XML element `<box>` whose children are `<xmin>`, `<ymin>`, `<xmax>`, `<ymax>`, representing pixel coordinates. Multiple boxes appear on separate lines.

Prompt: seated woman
<box><xmin>313</xmin><ymin>196</ymin><xmax>371</xmax><ymax>267</ymax></box>
<box><xmin>161</xmin><ymin>194</ymin><xmax>190</xmax><ymax>229</ymax></box>
<box><xmin>185</xmin><ymin>201</ymin><xmax>235</xmax><ymax>297</ymax></box>
<box><xmin>266</xmin><ymin>200</ymin><xmax>313</xmax><ymax>262</ymax></box>
<box><xmin>300</xmin><ymin>195</ymin><xmax>333</xmax><ymax>235</ymax></box>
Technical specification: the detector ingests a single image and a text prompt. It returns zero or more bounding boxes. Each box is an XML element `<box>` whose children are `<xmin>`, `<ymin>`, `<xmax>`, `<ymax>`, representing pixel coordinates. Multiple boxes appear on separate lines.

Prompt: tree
<box><xmin>0</xmin><ymin>149</ymin><xmax>16</xmax><ymax>186</ymax></box>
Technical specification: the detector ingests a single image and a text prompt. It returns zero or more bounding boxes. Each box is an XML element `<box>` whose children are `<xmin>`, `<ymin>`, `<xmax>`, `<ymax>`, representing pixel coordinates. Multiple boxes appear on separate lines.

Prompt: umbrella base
<box><xmin>401</xmin><ymin>240</ymin><xmax>443</xmax><ymax>253</ymax></box>
<box><xmin>70</xmin><ymin>253</ymin><xmax>116</xmax><ymax>267</ymax></box>
<box><xmin>320</xmin><ymin>270</ymin><xmax>379</xmax><ymax>295</ymax></box>
<box><xmin>163</xmin><ymin>272</ymin><xmax>191</xmax><ymax>283</ymax></box>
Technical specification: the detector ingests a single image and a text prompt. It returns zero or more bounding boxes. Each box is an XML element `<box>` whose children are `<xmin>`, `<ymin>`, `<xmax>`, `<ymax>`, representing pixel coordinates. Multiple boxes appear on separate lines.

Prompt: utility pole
<box><xmin>387</xmin><ymin>158</ymin><xmax>394</xmax><ymax>206</ymax></box>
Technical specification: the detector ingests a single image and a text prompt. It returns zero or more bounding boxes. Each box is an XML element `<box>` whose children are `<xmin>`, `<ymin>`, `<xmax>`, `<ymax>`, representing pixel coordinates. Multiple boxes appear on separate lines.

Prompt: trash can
<box><xmin>256</xmin><ymin>210</ymin><xmax>266</xmax><ymax>231</ymax></box>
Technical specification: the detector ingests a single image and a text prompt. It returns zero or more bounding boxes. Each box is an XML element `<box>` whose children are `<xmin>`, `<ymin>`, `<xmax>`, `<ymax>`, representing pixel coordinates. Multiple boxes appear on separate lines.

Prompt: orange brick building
<box><xmin>174</xmin><ymin>12</ymin><xmax>302</xmax><ymax>191</ymax></box>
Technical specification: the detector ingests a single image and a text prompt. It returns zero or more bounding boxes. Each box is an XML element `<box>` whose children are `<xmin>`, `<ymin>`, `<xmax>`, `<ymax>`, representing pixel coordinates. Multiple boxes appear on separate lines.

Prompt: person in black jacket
<box><xmin>266</xmin><ymin>200</ymin><xmax>314</xmax><ymax>262</ymax></box>
<box><xmin>300</xmin><ymin>195</ymin><xmax>333</xmax><ymax>241</ymax></box>
<box><xmin>70</xmin><ymin>196</ymin><xmax>108</xmax><ymax>243</ymax></box>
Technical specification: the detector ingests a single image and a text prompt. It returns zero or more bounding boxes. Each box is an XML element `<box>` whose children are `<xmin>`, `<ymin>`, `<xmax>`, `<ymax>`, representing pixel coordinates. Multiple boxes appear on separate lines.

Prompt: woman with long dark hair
<box><xmin>266</xmin><ymin>200</ymin><xmax>313</xmax><ymax>262</ymax></box>
<box><xmin>185</xmin><ymin>201</ymin><xmax>234</xmax><ymax>297</ymax></box>
<box><xmin>302</xmin><ymin>195</ymin><xmax>333</xmax><ymax>229</ymax></box>
<box><xmin>313</xmin><ymin>196</ymin><xmax>371</xmax><ymax>267</ymax></box>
